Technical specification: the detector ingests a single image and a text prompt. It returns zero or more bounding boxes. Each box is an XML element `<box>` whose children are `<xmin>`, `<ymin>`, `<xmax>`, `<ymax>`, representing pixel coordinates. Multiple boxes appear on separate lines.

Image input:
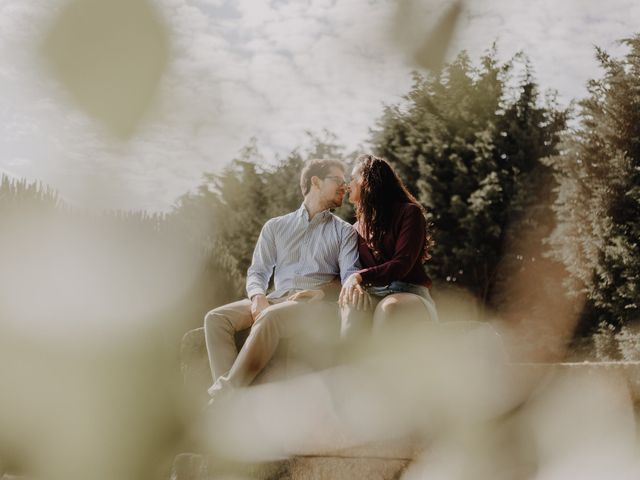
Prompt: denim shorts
<box><xmin>365</xmin><ymin>280</ymin><xmax>430</xmax><ymax>299</ymax></box>
<box><xmin>365</xmin><ymin>281</ymin><xmax>439</xmax><ymax>322</ymax></box>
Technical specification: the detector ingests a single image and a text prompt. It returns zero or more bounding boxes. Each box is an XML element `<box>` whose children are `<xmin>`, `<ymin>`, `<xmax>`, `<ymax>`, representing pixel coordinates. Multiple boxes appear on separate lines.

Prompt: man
<box><xmin>204</xmin><ymin>158</ymin><xmax>360</xmax><ymax>400</ymax></box>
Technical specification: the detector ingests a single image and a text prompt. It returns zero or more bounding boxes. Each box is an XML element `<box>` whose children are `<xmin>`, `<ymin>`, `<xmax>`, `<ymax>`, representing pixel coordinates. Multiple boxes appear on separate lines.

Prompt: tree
<box><xmin>0</xmin><ymin>174</ymin><xmax>62</xmax><ymax>214</ymax></box>
<box><xmin>370</xmin><ymin>49</ymin><xmax>567</xmax><ymax>306</ymax></box>
<box><xmin>171</xmin><ymin>133</ymin><xmax>349</xmax><ymax>302</ymax></box>
<box><xmin>545</xmin><ymin>36</ymin><xmax>640</xmax><ymax>333</ymax></box>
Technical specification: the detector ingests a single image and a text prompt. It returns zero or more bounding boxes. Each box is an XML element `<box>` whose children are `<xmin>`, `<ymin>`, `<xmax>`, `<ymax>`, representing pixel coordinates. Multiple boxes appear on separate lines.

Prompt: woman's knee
<box><xmin>373</xmin><ymin>293</ymin><xmax>427</xmax><ymax>327</ymax></box>
<box><xmin>376</xmin><ymin>296</ymin><xmax>401</xmax><ymax>316</ymax></box>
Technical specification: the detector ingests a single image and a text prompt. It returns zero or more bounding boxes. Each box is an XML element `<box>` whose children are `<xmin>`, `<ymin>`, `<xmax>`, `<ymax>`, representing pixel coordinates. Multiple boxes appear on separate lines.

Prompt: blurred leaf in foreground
<box><xmin>41</xmin><ymin>0</ymin><xmax>170</xmax><ymax>139</ymax></box>
<box><xmin>394</xmin><ymin>0</ymin><xmax>463</xmax><ymax>71</ymax></box>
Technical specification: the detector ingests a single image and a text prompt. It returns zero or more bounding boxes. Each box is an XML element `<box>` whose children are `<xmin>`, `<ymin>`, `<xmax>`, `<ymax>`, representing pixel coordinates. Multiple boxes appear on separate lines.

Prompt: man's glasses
<box><xmin>324</xmin><ymin>175</ymin><xmax>349</xmax><ymax>187</ymax></box>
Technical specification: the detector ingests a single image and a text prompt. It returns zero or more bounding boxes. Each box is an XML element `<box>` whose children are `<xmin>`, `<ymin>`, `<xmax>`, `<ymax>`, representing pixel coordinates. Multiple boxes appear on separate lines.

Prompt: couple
<box><xmin>204</xmin><ymin>154</ymin><xmax>438</xmax><ymax>401</ymax></box>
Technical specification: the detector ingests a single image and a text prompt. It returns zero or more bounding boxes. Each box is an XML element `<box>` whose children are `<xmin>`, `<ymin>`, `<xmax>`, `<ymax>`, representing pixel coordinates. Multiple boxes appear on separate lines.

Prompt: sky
<box><xmin>0</xmin><ymin>0</ymin><xmax>638</xmax><ymax>212</ymax></box>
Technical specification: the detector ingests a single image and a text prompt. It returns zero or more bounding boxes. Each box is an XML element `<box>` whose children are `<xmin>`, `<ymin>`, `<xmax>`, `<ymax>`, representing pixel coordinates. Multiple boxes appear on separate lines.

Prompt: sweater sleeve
<box><xmin>358</xmin><ymin>204</ymin><xmax>425</xmax><ymax>286</ymax></box>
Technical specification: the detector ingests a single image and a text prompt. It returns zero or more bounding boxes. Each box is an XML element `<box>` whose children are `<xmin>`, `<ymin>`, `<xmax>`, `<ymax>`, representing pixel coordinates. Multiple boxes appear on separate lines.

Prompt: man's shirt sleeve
<box><xmin>246</xmin><ymin>219</ymin><xmax>277</xmax><ymax>298</ymax></box>
<box><xmin>338</xmin><ymin>224</ymin><xmax>361</xmax><ymax>284</ymax></box>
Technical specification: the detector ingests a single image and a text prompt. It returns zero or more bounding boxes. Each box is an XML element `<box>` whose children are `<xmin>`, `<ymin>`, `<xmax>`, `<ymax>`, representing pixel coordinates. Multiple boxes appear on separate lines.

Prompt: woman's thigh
<box><xmin>373</xmin><ymin>293</ymin><xmax>434</xmax><ymax>330</ymax></box>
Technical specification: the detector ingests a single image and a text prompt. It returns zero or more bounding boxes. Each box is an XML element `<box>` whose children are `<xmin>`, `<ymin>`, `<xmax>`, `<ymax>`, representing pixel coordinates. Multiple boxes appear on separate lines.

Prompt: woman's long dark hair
<box><xmin>355</xmin><ymin>154</ymin><xmax>433</xmax><ymax>262</ymax></box>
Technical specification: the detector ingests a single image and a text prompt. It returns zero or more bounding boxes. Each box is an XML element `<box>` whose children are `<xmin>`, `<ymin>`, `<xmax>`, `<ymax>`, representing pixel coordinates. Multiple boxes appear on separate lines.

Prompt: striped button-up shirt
<box><xmin>246</xmin><ymin>203</ymin><xmax>360</xmax><ymax>299</ymax></box>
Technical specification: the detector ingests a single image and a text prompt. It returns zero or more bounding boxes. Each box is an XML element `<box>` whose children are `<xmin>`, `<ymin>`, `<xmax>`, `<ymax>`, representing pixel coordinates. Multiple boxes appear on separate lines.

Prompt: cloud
<box><xmin>0</xmin><ymin>0</ymin><xmax>638</xmax><ymax>211</ymax></box>
<box><xmin>459</xmin><ymin>0</ymin><xmax>639</xmax><ymax>104</ymax></box>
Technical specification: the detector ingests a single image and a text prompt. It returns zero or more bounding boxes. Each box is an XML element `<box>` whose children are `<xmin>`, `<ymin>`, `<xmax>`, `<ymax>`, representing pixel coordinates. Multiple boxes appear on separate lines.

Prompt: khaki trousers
<box><xmin>204</xmin><ymin>297</ymin><xmax>340</xmax><ymax>395</ymax></box>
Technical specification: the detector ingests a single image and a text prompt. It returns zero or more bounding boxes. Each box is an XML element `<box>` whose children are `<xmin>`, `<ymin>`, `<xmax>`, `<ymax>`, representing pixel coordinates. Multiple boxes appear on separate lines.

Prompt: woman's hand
<box><xmin>287</xmin><ymin>289</ymin><xmax>325</xmax><ymax>303</ymax></box>
<box><xmin>339</xmin><ymin>273</ymin><xmax>372</xmax><ymax>311</ymax></box>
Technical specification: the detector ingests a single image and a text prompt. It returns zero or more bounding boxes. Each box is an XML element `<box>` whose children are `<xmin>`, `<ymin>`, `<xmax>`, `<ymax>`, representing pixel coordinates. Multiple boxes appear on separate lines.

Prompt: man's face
<box><xmin>317</xmin><ymin>166</ymin><xmax>347</xmax><ymax>209</ymax></box>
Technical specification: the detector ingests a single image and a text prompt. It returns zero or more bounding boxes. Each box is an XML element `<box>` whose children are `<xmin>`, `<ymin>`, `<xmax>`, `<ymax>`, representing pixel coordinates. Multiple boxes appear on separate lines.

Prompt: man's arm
<box><xmin>338</xmin><ymin>225</ymin><xmax>372</xmax><ymax>310</ymax></box>
<box><xmin>246</xmin><ymin>220</ymin><xmax>277</xmax><ymax>320</ymax></box>
<box><xmin>338</xmin><ymin>224</ymin><xmax>361</xmax><ymax>284</ymax></box>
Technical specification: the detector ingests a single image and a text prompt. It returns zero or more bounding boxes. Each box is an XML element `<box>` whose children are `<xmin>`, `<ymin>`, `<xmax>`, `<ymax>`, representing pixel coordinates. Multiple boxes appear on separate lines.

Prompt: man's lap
<box><xmin>254</xmin><ymin>299</ymin><xmax>339</xmax><ymax>340</ymax></box>
<box><xmin>208</xmin><ymin>297</ymin><xmax>340</xmax><ymax>338</ymax></box>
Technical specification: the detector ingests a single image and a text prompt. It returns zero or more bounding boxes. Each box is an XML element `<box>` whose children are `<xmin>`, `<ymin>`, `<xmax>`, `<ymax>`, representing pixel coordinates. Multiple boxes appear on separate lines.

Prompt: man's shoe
<box><xmin>205</xmin><ymin>380</ymin><xmax>234</xmax><ymax>411</ymax></box>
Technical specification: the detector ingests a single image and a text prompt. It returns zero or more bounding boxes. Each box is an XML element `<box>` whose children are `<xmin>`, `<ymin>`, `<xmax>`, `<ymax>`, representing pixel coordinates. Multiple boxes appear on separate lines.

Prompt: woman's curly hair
<box><xmin>355</xmin><ymin>154</ymin><xmax>433</xmax><ymax>262</ymax></box>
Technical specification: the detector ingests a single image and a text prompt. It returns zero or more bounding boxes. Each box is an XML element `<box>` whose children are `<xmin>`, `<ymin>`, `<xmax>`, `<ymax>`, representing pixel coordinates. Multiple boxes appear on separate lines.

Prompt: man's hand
<box><xmin>288</xmin><ymin>289</ymin><xmax>325</xmax><ymax>303</ymax></box>
<box><xmin>339</xmin><ymin>273</ymin><xmax>372</xmax><ymax>311</ymax></box>
<box><xmin>250</xmin><ymin>294</ymin><xmax>269</xmax><ymax>323</ymax></box>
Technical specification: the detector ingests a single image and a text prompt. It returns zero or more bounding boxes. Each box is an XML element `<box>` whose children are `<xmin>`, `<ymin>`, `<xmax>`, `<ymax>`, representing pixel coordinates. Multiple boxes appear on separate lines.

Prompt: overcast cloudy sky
<box><xmin>1</xmin><ymin>0</ymin><xmax>638</xmax><ymax>211</ymax></box>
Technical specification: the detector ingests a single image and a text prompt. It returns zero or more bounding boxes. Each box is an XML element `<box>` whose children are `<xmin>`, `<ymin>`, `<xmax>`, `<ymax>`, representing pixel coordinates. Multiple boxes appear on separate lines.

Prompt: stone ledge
<box><xmin>289</xmin><ymin>456</ymin><xmax>409</xmax><ymax>480</ymax></box>
<box><xmin>170</xmin><ymin>452</ymin><xmax>410</xmax><ymax>480</ymax></box>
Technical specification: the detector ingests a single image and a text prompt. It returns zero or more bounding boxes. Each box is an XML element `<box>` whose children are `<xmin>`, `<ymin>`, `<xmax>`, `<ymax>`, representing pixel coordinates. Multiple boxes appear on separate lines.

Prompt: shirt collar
<box><xmin>297</xmin><ymin>203</ymin><xmax>331</xmax><ymax>222</ymax></box>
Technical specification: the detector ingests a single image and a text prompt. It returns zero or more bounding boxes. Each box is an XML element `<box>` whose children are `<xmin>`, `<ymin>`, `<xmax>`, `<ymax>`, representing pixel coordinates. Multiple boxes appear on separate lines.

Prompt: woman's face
<box><xmin>348</xmin><ymin>164</ymin><xmax>363</xmax><ymax>204</ymax></box>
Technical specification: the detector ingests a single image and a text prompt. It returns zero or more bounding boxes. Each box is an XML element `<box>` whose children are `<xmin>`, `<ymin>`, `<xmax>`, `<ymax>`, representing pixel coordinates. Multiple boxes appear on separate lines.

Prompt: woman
<box><xmin>339</xmin><ymin>154</ymin><xmax>438</xmax><ymax>336</ymax></box>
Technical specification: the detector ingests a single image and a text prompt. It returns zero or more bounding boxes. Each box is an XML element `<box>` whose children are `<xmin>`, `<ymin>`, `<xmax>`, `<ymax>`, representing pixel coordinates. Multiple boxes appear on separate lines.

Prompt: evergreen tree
<box><xmin>545</xmin><ymin>36</ymin><xmax>640</xmax><ymax>332</ymax></box>
<box><xmin>370</xmin><ymin>49</ymin><xmax>567</xmax><ymax>305</ymax></box>
<box><xmin>0</xmin><ymin>174</ymin><xmax>62</xmax><ymax>214</ymax></box>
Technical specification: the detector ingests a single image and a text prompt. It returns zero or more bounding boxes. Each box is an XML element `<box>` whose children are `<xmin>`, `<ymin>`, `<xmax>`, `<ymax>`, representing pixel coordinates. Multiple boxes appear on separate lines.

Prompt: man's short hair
<box><xmin>300</xmin><ymin>158</ymin><xmax>346</xmax><ymax>196</ymax></box>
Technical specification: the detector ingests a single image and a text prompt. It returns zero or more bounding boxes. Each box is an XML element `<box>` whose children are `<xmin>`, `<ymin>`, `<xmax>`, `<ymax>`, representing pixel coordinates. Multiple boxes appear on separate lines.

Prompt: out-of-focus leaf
<box><xmin>413</xmin><ymin>1</ymin><xmax>462</xmax><ymax>70</ymax></box>
<box><xmin>394</xmin><ymin>0</ymin><xmax>463</xmax><ymax>71</ymax></box>
<box><xmin>41</xmin><ymin>0</ymin><xmax>170</xmax><ymax>139</ymax></box>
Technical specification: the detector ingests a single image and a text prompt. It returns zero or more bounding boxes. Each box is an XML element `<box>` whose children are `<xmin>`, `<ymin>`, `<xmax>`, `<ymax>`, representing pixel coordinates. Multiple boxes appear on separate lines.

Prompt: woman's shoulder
<box><xmin>396</xmin><ymin>202</ymin><xmax>425</xmax><ymax>228</ymax></box>
<box><xmin>397</xmin><ymin>202</ymin><xmax>423</xmax><ymax>216</ymax></box>
<box><xmin>397</xmin><ymin>201</ymin><xmax>420</xmax><ymax>210</ymax></box>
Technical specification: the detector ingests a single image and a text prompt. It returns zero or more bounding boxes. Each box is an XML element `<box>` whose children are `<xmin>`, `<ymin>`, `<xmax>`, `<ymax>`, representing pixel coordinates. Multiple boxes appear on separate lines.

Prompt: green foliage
<box><xmin>370</xmin><ymin>49</ymin><xmax>567</xmax><ymax>305</ymax></box>
<box><xmin>171</xmin><ymin>132</ymin><xmax>349</xmax><ymax>302</ymax></box>
<box><xmin>545</xmin><ymin>35</ymin><xmax>640</xmax><ymax>333</ymax></box>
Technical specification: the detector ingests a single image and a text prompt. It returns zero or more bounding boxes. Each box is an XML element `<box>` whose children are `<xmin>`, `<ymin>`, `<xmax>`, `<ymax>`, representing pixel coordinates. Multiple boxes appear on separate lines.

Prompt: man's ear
<box><xmin>311</xmin><ymin>175</ymin><xmax>321</xmax><ymax>189</ymax></box>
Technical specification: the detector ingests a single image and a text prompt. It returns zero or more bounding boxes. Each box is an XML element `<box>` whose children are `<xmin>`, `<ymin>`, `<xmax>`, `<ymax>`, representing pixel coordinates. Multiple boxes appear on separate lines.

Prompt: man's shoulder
<box><xmin>263</xmin><ymin>209</ymin><xmax>298</xmax><ymax>230</ymax></box>
<box><xmin>328</xmin><ymin>212</ymin><xmax>356</xmax><ymax>236</ymax></box>
<box><xmin>268</xmin><ymin>211</ymin><xmax>294</xmax><ymax>223</ymax></box>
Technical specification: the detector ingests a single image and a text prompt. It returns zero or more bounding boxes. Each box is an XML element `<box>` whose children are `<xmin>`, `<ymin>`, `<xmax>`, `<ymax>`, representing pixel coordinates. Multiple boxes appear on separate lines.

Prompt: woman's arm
<box><xmin>358</xmin><ymin>204</ymin><xmax>426</xmax><ymax>286</ymax></box>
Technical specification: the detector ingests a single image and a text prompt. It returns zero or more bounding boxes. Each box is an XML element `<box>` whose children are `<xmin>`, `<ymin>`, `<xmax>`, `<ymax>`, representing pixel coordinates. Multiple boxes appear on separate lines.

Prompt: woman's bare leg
<box><xmin>373</xmin><ymin>293</ymin><xmax>437</xmax><ymax>333</ymax></box>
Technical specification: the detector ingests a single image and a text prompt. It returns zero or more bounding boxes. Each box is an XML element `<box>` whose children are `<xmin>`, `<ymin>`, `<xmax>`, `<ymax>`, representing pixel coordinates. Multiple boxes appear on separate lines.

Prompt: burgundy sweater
<box><xmin>355</xmin><ymin>202</ymin><xmax>432</xmax><ymax>288</ymax></box>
